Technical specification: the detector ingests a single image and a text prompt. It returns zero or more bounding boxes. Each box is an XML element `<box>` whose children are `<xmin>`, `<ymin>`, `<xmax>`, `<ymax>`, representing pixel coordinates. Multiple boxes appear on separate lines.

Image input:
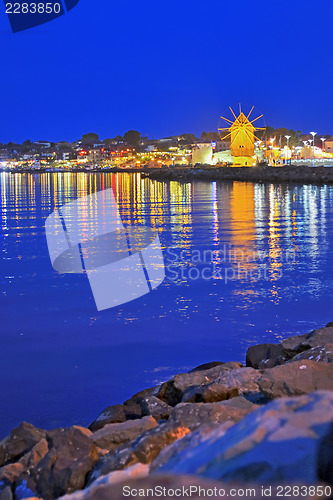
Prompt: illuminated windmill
<box><xmin>219</xmin><ymin>105</ymin><xmax>265</xmax><ymax>166</ymax></box>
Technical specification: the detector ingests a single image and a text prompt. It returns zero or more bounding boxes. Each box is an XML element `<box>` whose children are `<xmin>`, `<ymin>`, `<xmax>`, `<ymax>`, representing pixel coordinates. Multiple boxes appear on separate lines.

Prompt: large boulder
<box><xmin>151</xmin><ymin>422</ymin><xmax>234</xmax><ymax>472</ymax></box>
<box><xmin>31</xmin><ymin>426</ymin><xmax>99</xmax><ymax>500</ymax></box>
<box><xmin>123</xmin><ymin>387</ymin><xmax>158</xmax><ymax>420</ymax></box>
<box><xmin>88</xmin><ymin>405</ymin><xmax>126</xmax><ymax>432</ymax></box>
<box><xmin>317</xmin><ymin>421</ymin><xmax>333</xmax><ymax>485</ymax></box>
<box><xmin>154</xmin><ymin>391</ymin><xmax>333</xmax><ymax>484</ymax></box>
<box><xmin>168</xmin><ymin>396</ymin><xmax>258</xmax><ymax>431</ymax></box>
<box><xmin>157</xmin><ymin>362</ymin><xmax>243</xmax><ymax>406</ymax></box>
<box><xmin>0</xmin><ymin>423</ymin><xmax>46</xmax><ymax>466</ymax></box>
<box><xmin>60</xmin><ymin>464</ymin><xmax>149</xmax><ymax>500</ymax></box>
<box><xmin>288</xmin><ymin>344</ymin><xmax>333</xmax><ymax>364</ymax></box>
<box><xmin>189</xmin><ymin>361</ymin><xmax>227</xmax><ymax>372</ymax></box>
<box><xmin>88</xmin><ymin>422</ymin><xmax>190</xmax><ymax>483</ymax></box>
<box><xmin>181</xmin><ymin>383</ymin><xmax>239</xmax><ymax>403</ymax></box>
<box><xmin>89</xmin><ymin>416</ymin><xmax>157</xmax><ymax>451</ymax></box>
<box><xmin>139</xmin><ymin>397</ymin><xmax>172</xmax><ymax>421</ymax></box>
<box><xmin>281</xmin><ymin>326</ymin><xmax>333</xmax><ymax>359</ymax></box>
<box><xmin>246</xmin><ymin>343</ymin><xmax>284</xmax><ymax>369</ymax></box>
<box><xmin>258</xmin><ymin>360</ymin><xmax>333</xmax><ymax>399</ymax></box>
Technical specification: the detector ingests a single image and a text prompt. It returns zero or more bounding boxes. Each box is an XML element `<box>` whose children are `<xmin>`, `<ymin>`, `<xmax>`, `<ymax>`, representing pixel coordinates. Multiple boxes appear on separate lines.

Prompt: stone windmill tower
<box><xmin>219</xmin><ymin>105</ymin><xmax>265</xmax><ymax>166</ymax></box>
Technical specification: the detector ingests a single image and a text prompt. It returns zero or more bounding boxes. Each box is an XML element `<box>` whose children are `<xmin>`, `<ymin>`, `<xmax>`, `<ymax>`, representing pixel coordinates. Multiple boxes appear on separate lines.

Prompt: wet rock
<box><xmin>88</xmin><ymin>405</ymin><xmax>126</xmax><ymax>432</ymax></box>
<box><xmin>258</xmin><ymin>360</ymin><xmax>333</xmax><ymax>399</ymax></box>
<box><xmin>168</xmin><ymin>396</ymin><xmax>258</xmax><ymax>430</ymax></box>
<box><xmin>31</xmin><ymin>426</ymin><xmax>99</xmax><ymax>500</ymax></box>
<box><xmin>89</xmin><ymin>416</ymin><xmax>157</xmax><ymax>451</ymax></box>
<box><xmin>182</xmin><ymin>383</ymin><xmax>239</xmax><ymax>403</ymax></box>
<box><xmin>157</xmin><ymin>362</ymin><xmax>243</xmax><ymax>406</ymax></box>
<box><xmin>123</xmin><ymin>387</ymin><xmax>157</xmax><ymax>420</ymax></box>
<box><xmin>281</xmin><ymin>326</ymin><xmax>333</xmax><ymax>359</ymax></box>
<box><xmin>89</xmin><ymin>422</ymin><xmax>189</xmax><ymax>482</ymax></box>
<box><xmin>288</xmin><ymin>344</ymin><xmax>333</xmax><ymax>364</ymax></box>
<box><xmin>61</xmin><ymin>464</ymin><xmax>149</xmax><ymax>500</ymax></box>
<box><xmin>246</xmin><ymin>343</ymin><xmax>284</xmax><ymax>369</ymax></box>
<box><xmin>139</xmin><ymin>397</ymin><xmax>172</xmax><ymax>421</ymax></box>
<box><xmin>213</xmin><ymin>367</ymin><xmax>261</xmax><ymax>397</ymax></box>
<box><xmin>189</xmin><ymin>361</ymin><xmax>226</xmax><ymax>372</ymax></box>
<box><xmin>155</xmin><ymin>391</ymin><xmax>333</xmax><ymax>484</ymax></box>
<box><xmin>317</xmin><ymin>421</ymin><xmax>333</xmax><ymax>485</ymax></box>
<box><xmin>0</xmin><ymin>423</ymin><xmax>46</xmax><ymax>466</ymax></box>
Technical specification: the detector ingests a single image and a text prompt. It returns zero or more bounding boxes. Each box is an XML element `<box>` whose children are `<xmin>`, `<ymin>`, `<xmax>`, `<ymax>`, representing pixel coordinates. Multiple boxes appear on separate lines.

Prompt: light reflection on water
<box><xmin>0</xmin><ymin>172</ymin><xmax>333</xmax><ymax>435</ymax></box>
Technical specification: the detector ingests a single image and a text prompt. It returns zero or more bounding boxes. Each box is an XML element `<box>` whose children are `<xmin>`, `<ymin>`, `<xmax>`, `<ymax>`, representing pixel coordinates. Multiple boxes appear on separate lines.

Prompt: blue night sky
<box><xmin>0</xmin><ymin>0</ymin><xmax>332</xmax><ymax>143</ymax></box>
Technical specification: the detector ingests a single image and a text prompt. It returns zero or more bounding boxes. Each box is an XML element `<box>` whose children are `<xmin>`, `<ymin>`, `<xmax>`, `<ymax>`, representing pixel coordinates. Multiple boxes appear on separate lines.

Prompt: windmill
<box><xmin>219</xmin><ymin>105</ymin><xmax>265</xmax><ymax>166</ymax></box>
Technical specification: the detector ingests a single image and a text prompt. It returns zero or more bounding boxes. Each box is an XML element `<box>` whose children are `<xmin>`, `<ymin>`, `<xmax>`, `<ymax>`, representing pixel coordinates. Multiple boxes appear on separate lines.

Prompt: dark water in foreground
<box><xmin>1</xmin><ymin>172</ymin><xmax>333</xmax><ymax>437</ymax></box>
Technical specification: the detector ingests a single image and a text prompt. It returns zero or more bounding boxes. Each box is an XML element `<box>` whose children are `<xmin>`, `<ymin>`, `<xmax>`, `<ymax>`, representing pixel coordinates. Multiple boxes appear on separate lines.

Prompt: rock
<box><xmin>317</xmin><ymin>421</ymin><xmax>333</xmax><ymax>485</ymax></box>
<box><xmin>154</xmin><ymin>391</ymin><xmax>333</xmax><ymax>484</ymax></box>
<box><xmin>89</xmin><ymin>416</ymin><xmax>157</xmax><ymax>451</ymax></box>
<box><xmin>288</xmin><ymin>344</ymin><xmax>333</xmax><ymax>364</ymax></box>
<box><xmin>60</xmin><ymin>464</ymin><xmax>149</xmax><ymax>500</ymax></box>
<box><xmin>0</xmin><ymin>464</ymin><xmax>24</xmax><ymax>484</ymax></box>
<box><xmin>0</xmin><ymin>438</ymin><xmax>9</xmax><ymax>468</ymax></box>
<box><xmin>31</xmin><ymin>426</ymin><xmax>99</xmax><ymax>499</ymax></box>
<box><xmin>0</xmin><ymin>423</ymin><xmax>46</xmax><ymax>466</ymax></box>
<box><xmin>246</xmin><ymin>343</ymin><xmax>284</xmax><ymax>368</ymax></box>
<box><xmin>123</xmin><ymin>387</ymin><xmax>157</xmax><ymax>420</ymax></box>
<box><xmin>89</xmin><ymin>422</ymin><xmax>190</xmax><ymax>482</ymax></box>
<box><xmin>88</xmin><ymin>405</ymin><xmax>126</xmax><ymax>432</ymax></box>
<box><xmin>18</xmin><ymin>439</ymin><xmax>49</xmax><ymax>469</ymax></box>
<box><xmin>0</xmin><ymin>486</ymin><xmax>13</xmax><ymax>500</ymax></box>
<box><xmin>168</xmin><ymin>396</ymin><xmax>258</xmax><ymax>430</ymax></box>
<box><xmin>157</xmin><ymin>362</ymin><xmax>243</xmax><ymax>406</ymax></box>
<box><xmin>281</xmin><ymin>326</ymin><xmax>333</xmax><ymax>358</ymax></box>
<box><xmin>189</xmin><ymin>361</ymin><xmax>226</xmax><ymax>372</ymax></box>
<box><xmin>151</xmin><ymin>422</ymin><xmax>234</xmax><ymax>472</ymax></box>
<box><xmin>182</xmin><ymin>383</ymin><xmax>239</xmax><ymax>403</ymax></box>
<box><xmin>213</xmin><ymin>367</ymin><xmax>262</xmax><ymax>398</ymax></box>
<box><xmin>258</xmin><ymin>360</ymin><xmax>333</xmax><ymax>399</ymax></box>
<box><xmin>139</xmin><ymin>396</ymin><xmax>172</xmax><ymax>421</ymax></box>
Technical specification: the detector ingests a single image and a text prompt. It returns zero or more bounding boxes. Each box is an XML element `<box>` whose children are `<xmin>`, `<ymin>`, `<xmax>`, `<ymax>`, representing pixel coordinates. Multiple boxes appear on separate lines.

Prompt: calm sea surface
<box><xmin>1</xmin><ymin>172</ymin><xmax>333</xmax><ymax>437</ymax></box>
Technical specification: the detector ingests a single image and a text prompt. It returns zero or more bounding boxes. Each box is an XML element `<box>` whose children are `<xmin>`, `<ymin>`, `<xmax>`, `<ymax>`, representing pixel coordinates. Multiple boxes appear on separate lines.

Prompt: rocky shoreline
<box><xmin>1</xmin><ymin>325</ymin><xmax>333</xmax><ymax>500</ymax></box>
<box><xmin>143</xmin><ymin>165</ymin><xmax>333</xmax><ymax>185</ymax></box>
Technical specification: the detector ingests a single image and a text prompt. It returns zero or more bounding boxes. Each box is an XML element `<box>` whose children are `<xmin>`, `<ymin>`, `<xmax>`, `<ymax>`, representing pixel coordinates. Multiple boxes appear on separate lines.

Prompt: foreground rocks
<box><xmin>0</xmin><ymin>323</ymin><xmax>333</xmax><ymax>499</ymax></box>
<box><xmin>153</xmin><ymin>391</ymin><xmax>333</xmax><ymax>483</ymax></box>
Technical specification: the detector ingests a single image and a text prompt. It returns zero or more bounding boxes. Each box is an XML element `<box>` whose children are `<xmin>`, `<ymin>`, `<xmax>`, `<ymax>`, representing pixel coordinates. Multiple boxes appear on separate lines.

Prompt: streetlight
<box><xmin>285</xmin><ymin>135</ymin><xmax>291</xmax><ymax>164</ymax></box>
<box><xmin>310</xmin><ymin>132</ymin><xmax>317</xmax><ymax>167</ymax></box>
<box><xmin>321</xmin><ymin>137</ymin><xmax>326</xmax><ymax>153</ymax></box>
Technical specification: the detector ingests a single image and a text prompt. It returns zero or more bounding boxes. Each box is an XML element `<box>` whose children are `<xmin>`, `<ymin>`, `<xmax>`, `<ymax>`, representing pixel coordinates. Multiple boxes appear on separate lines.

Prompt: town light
<box><xmin>321</xmin><ymin>137</ymin><xmax>326</xmax><ymax>152</ymax></box>
<box><xmin>285</xmin><ymin>135</ymin><xmax>291</xmax><ymax>164</ymax></box>
<box><xmin>310</xmin><ymin>132</ymin><xmax>317</xmax><ymax>167</ymax></box>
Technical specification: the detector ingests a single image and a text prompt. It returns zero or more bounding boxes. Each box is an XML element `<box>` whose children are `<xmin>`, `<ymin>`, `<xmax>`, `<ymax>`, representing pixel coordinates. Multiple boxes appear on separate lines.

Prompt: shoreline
<box><xmin>3</xmin><ymin>165</ymin><xmax>333</xmax><ymax>186</ymax></box>
<box><xmin>0</xmin><ymin>323</ymin><xmax>332</xmax><ymax>499</ymax></box>
<box><xmin>143</xmin><ymin>165</ymin><xmax>333</xmax><ymax>185</ymax></box>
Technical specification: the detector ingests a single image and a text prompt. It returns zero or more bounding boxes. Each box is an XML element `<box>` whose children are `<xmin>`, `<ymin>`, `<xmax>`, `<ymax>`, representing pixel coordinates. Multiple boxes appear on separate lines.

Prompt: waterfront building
<box><xmin>219</xmin><ymin>106</ymin><xmax>265</xmax><ymax>167</ymax></box>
